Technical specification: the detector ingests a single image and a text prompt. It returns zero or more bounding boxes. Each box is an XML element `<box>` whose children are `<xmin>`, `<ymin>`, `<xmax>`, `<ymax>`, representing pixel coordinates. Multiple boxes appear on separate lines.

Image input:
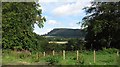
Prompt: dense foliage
<box><xmin>41</xmin><ymin>38</ymin><xmax>85</xmax><ymax>51</ymax></box>
<box><xmin>2</xmin><ymin>2</ymin><xmax>46</xmax><ymax>52</ymax></box>
<box><xmin>82</xmin><ymin>2</ymin><xmax>120</xmax><ymax>50</ymax></box>
<box><xmin>66</xmin><ymin>38</ymin><xmax>85</xmax><ymax>51</ymax></box>
<box><xmin>45</xmin><ymin>43</ymin><xmax>66</xmax><ymax>52</ymax></box>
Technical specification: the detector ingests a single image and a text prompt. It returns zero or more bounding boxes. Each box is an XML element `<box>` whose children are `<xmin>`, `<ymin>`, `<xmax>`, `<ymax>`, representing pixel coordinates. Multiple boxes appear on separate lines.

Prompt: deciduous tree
<box><xmin>82</xmin><ymin>2</ymin><xmax>120</xmax><ymax>50</ymax></box>
<box><xmin>2</xmin><ymin>2</ymin><xmax>46</xmax><ymax>51</ymax></box>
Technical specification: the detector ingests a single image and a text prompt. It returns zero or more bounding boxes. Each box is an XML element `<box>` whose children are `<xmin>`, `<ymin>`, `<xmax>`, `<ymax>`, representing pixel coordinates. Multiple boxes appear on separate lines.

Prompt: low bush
<box><xmin>45</xmin><ymin>43</ymin><xmax>66</xmax><ymax>51</ymax></box>
<box><xmin>66</xmin><ymin>38</ymin><xmax>85</xmax><ymax>51</ymax></box>
<box><xmin>44</xmin><ymin>56</ymin><xmax>59</xmax><ymax>65</ymax></box>
<box><xmin>102</xmin><ymin>48</ymin><xmax>118</xmax><ymax>54</ymax></box>
<box><xmin>117</xmin><ymin>56</ymin><xmax>120</xmax><ymax>66</ymax></box>
<box><xmin>76</xmin><ymin>54</ymin><xmax>84</xmax><ymax>65</ymax></box>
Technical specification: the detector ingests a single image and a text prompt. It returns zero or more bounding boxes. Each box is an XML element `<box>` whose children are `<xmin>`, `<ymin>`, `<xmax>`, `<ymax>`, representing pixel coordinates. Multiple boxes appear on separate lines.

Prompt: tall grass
<box><xmin>2</xmin><ymin>49</ymin><xmax>118</xmax><ymax>65</ymax></box>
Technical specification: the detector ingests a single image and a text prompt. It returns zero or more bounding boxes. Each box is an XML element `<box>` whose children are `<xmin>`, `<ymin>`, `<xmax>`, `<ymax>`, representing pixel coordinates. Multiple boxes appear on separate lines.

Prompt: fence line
<box><xmin>43</xmin><ymin>52</ymin><xmax>46</xmax><ymax>56</ymax></box>
<box><xmin>63</xmin><ymin>50</ymin><xmax>65</xmax><ymax>60</ymax></box>
<box><xmin>117</xmin><ymin>50</ymin><xmax>119</xmax><ymax>57</ymax></box>
<box><xmin>40</xmin><ymin>50</ymin><xmax>118</xmax><ymax>63</ymax></box>
<box><xmin>77</xmin><ymin>50</ymin><xmax>79</xmax><ymax>60</ymax></box>
<box><xmin>36</xmin><ymin>52</ymin><xmax>39</xmax><ymax>59</ymax></box>
<box><xmin>53</xmin><ymin>50</ymin><xmax>55</xmax><ymax>56</ymax></box>
<box><xmin>94</xmin><ymin>50</ymin><xmax>96</xmax><ymax>63</ymax></box>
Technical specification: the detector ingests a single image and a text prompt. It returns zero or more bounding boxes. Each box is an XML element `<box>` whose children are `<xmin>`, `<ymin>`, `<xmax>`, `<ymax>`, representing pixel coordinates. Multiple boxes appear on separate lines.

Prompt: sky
<box><xmin>33</xmin><ymin>0</ymin><xmax>93</xmax><ymax>35</ymax></box>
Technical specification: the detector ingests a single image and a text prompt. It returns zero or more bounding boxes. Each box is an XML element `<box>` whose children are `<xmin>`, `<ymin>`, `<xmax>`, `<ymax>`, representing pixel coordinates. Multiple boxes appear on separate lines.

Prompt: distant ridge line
<box><xmin>43</xmin><ymin>28</ymin><xmax>86</xmax><ymax>38</ymax></box>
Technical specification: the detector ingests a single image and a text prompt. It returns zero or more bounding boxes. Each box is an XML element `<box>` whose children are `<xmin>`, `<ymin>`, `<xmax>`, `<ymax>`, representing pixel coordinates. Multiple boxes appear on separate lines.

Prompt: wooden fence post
<box><xmin>77</xmin><ymin>50</ymin><xmax>79</xmax><ymax>60</ymax></box>
<box><xmin>36</xmin><ymin>52</ymin><xmax>39</xmax><ymax>59</ymax></box>
<box><xmin>117</xmin><ymin>50</ymin><xmax>119</xmax><ymax>57</ymax></box>
<box><xmin>43</xmin><ymin>52</ymin><xmax>45</xmax><ymax>57</ymax></box>
<box><xmin>63</xmin><ymin>50</ymin><xmax>65</xmax><ymax>60</ymax></box>
<box><xmin>53</xmin><ymin>50</ymin><xmax>55</xmax><ymax>56</ymax></box>
<box><xmin>94</xmin><ymin>50</ymin><xmax>96</xmax><ymax>63</ymax></box>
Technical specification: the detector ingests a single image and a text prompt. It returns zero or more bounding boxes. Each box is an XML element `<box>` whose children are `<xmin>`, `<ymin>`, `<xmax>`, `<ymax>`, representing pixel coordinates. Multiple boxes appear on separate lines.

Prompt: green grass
<box><xmin>82</xmin><ymin>52</ymin><xmax>117</xmax><ymax>65</ymax></box>
<box><xmin>2</xmin><ymin>49</ymin><xmax>119</xmax><ymax>65</ymax></box>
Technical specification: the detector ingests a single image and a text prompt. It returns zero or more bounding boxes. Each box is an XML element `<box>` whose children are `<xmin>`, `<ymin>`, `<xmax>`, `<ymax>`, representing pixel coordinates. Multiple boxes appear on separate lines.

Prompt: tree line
<box><xmin>2</xmin><ymin>2</ymin><xmax>120</xmax><ymax>52</ymax></box>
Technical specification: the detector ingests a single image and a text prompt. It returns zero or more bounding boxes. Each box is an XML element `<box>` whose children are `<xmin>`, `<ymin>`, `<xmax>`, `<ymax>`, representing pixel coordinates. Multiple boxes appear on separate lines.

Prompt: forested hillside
<box><xmin>44</xmin><ymin>28</ymin><xmax>86</xmax><ymax>38</ymax></box>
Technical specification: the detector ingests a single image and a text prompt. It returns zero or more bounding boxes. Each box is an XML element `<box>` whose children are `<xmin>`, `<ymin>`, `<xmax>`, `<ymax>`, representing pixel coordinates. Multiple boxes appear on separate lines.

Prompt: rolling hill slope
<box><xmin>44</xmin><ymin>28</ymin><xmax>86</xmax><ymax>38</ymax></box>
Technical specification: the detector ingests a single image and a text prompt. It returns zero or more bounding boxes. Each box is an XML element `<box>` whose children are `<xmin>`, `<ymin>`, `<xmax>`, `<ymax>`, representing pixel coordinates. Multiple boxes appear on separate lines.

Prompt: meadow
<box><xmin>2</xmin><ymin>48</ymin><xmax>119</xmax><ymax>65</ymax></box>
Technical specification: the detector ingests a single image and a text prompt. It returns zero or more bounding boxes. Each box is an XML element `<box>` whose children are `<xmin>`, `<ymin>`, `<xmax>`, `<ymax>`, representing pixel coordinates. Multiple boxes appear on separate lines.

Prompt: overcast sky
<box><xmin>33</xmin><ymin>0</ymin><xmax>93</xmax><ymax>35</ymax></box>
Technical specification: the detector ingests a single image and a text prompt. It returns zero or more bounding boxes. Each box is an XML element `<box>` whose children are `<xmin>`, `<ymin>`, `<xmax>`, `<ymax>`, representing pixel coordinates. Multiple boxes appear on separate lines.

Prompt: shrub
<box><xmin>76</xmin><ymin>54</ymin><xmax>84</xmax><ymax>65</ymax></box>
<box><xmin>102</xmin><ymin>48</ymin><xmax>118</xmax><ymax>54</ymax></box>
<box><xmin>117</xmin><ymin>56</ymin><xmax>120</xmax><ymax>66</ymax></box>
<box><xmin>44</xmin><ymin>56</ymin><xmax>59</xmax><ymax>65</ymax></box>
<box><xmin>46</xmin><ymin>43</ymin><xmax>66</xmax><ymax>51</ymax></box>
<box><xmin>66</xmin><ymin>38</ymin><xmax>85</xmax><ymax>51</ymax></box>
<box><xmin>18</xmin><ymin>52</ymin><xmax>30</xmax><ymax>59</ymax></box>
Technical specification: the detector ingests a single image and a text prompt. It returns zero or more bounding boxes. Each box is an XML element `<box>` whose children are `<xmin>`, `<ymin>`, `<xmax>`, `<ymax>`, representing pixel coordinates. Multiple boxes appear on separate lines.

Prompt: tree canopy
<box><xmin>2</xmin><ymin>2</ymin><xmax>46</xmax><ymax>51</ymax></box>
<box><xmin>82</xmin><ymin>2</ymin><xmax>120</xmax><ymax>50</ymax></box>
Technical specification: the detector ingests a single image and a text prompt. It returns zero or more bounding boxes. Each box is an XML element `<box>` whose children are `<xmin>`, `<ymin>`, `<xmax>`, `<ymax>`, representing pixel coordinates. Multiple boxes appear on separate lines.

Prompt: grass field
<box><xmin>2</xmin><ymin>49</ymin><xmax>120</xmax><ymax>65</ymax></box>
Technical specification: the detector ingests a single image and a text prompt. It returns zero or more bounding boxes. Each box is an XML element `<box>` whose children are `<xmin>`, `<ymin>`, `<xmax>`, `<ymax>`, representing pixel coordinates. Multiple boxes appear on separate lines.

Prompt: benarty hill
<box><xmin>43</xmin><ymin>28</ymin><xmax>86</xmax><ymax>38</ymax></box>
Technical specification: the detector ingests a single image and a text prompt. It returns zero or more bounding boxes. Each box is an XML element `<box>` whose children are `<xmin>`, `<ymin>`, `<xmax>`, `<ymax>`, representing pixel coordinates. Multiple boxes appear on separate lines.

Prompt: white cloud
<box><xmin>39</xmin><ymin>0</ymin><xmax>58</xmax><ymax>2</ymax></box>
<box><xmin>56</xmin><ymin>26</ymin><xmax>80</xmax><ymax>29</ymax></box>
<box><xmin>33</xmin><ymin>24</ymin><xmax>53</xmax><ymax>35</ymax></box>
<box><xmin>68</xmin><ymin>22</ymin><xmax>82</xmax><ymax>29</ymax></box>
<box><xmin>39</xmin><ymin>0</ymin><xmax>93</xmax><ymax>2</ymax></box>
<box><xmin>33</xmin><ymin>28</ymin><xmax>52</xmax><ymax>35</ymax></box>
<box><xmin>39</xmin><ymin>28</ymin><xmax>53</xmax><ymax>35</ymax></box>
<box><xmin>52</xmin><ymin>0</ymin><xmax>92</xmax><ymax>16</ymax></box>
<box><xmin>47</xmin><ymin>20</ymin><xmax>61</xmax><ymax>25</ymax></box>
<box><xmin>69</xmin><ymin>23</ymin><xmax>75</xmax><ymax>26</ymax></box>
